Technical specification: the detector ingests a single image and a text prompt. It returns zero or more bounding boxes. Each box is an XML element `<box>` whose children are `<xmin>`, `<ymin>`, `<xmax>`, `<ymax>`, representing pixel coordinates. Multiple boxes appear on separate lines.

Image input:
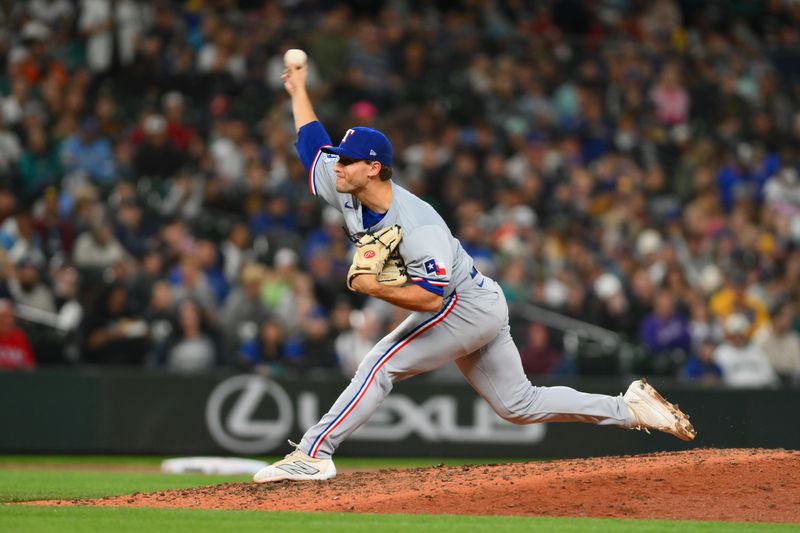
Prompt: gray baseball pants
<box><xmin>301</xmin><ymin>278</ymin><xmax>633</xmax><ymax>458</ymax></box>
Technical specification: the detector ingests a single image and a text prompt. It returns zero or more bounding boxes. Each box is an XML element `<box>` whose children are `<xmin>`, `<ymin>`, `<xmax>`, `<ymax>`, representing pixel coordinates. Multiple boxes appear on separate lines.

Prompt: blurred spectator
<box><xmin>159</xmin><ymin>169</ymin><xmax>205</xmax><ymax>220</ymax></box>
<box><xmin>18</xmin><ymin>127</ymin><xmax>61</xmax><ymax>202</ymax></box>
<box><xmin>195</xmin><ymin>238</ymin><xmax>228</xmax><ymax>304</ymax></box>
<box><xmin>0</xmin><ymin>211</ymin><xmax>46</xmax><ymax>266</ymax></box>
<box><xmin>60</xmin><ymin>117</ymin><xmax>116</xmax><ymax>185</ymax></box>
<box><xmin>299</xmin><ymin>306</ymin><xmax>337</xmax><ymax>370</ymax></box>
<box><xmin>714</xmin><ymin>313</ymin><xmax>778</xmax><ymax>388</ymax></box>
<box><xmin>334</xmin><ymin>309</ymin><xmax>379</xmax><ymax>376</ymax></box>
<box><xmin>239</xmin><ymin>319</ymin><xmax>300</xmax><ymax>375</ymax></box>
<box><xmin>113</xmin><ymin>199</ymin><xmax>148</xmax><ymax>257</ymax></box>
<box><xmin>708</xmin><ymin>270</ymin><xmax>770</xmax><ymax>338</ymax></box>
<box><xmin>682</xmin><ymin>340</ymin><xmax>722</xmax><ymax>386</ymax></box>
<box><xmin>688</xmin><ymin>299</ymin><xmax>724</xmax><ymax>347</ymax></box>
<box><xmin>141</xmin><ymin>280</ymin><xmax>174</xmax><ymax>366</ymax></box>
<box><xmin>0</xmin><ymin>114</ymin><xmax>22</xmax><ymax>186</ymax></box>
<box><xmin>165</xmin><ymin>298</ymin><xmax>216</xmax><ymax>373</ymax></box>
<box><xmin>72</xmin><ymin>218</ymin><xmax>128</xmax><ymax>270</ymax></box>
<box><xmin>162</xmin><ymin>91</ymin><xmax>196</xmax><ymax>152</ymax></box>
<box><xmin>82</xmin><ymin>282</ymin><xmax>148</xmax><ymax>365</ymax></box>
<box><xmin>0</xmin><ymin>299</ymin><xmax>36</xmax><ymax>370</ymax></box>
<box><xmin>220</xmin><ymin>262</ymin><xmax>269</xmax><ymax>362</ymax></box>
<box><xmin>79</xmin><ymin>0</ymin><xmax>152</xmax><ymax>74</ymax></box>
<box><xmin>51</xmin><ymin>263</ymin><xmax>83</xmax><ymax>332</ymax></box>
<box><xmin>132</xmin><ymin>114</ymin><xmax>185</xmax><ymax>180</ymax></box>
<box><xmin>638</xmin><ymin>291</ymin><xmax>692</xmax><ymax>375</ymax></box>
<box><xmin>519</xmin><ymin>323</ymin><xmax>561</xmax><ymax>375</ymax></box>
<box><xmin>755</xmin><ymin>302</ymin><xmax>800</xmax><ymax>385</ymax></box>
<box><xmin>8</xmin><ymin>256</ymin><xmax>55</xmax><ymax>313</ymax></box>
<box><xmin>649</xmin><ymin>62</ymin><xmax>690</xmax><ymax>127</ymax></box>
<box><xmin>29</xmin><ymin>0</ymin><xmax>75</xmax><ymax>26</ymax></box>
<box><xmin>169</xmin><ymin>253</ymin><xmax>217</xmax><ymax>318</ymax></box>
<box><xmin>220</xmin><ymin>222</ymin><xmax>253</xmax><ymax>285</ymax></box>
<box><xmin>261</xmin><ymin>248</ymin><xmax>301</xmax><ymax>321</ymax></box>
<box><xmin>33</xmin><ymin>188</ymin><xmax>75</xmax><ymax>259</ymax></box>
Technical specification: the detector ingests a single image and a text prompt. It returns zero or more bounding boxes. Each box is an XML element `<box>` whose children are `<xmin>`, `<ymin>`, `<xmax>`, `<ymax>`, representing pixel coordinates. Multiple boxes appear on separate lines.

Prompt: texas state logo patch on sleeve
<box><xmin>424</xmin><ymin>258</ymin><xmax>447</xmax><ymax>276</ymax></box>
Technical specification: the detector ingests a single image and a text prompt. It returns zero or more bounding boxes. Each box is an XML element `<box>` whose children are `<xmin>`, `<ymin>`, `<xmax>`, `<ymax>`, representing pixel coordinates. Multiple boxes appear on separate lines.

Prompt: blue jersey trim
<box><xmin>410</xmin><ymin>278</ymin><xmax>445</xmax><ymax>297</ymax></box>
<box><xmin>296</xmin><ymin>121</ymin><xmax>333</xmax><ymax>171</ymax></box>
<box><xmin>362</xmin><ymin>205</ymin><xmax>386</xmax><ymax>229</ymax></box>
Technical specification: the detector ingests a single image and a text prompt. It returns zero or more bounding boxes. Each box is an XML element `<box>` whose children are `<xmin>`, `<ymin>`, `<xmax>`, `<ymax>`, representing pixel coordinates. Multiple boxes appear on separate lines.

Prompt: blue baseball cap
<box><xmin>321</xmin><ymin>127</ymin><xmax>393</xmax><ymax>166</ymax></box>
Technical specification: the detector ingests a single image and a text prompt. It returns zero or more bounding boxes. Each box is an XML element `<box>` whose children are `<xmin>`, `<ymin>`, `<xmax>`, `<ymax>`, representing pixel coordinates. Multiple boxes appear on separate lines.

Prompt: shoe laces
<box><xmin>282</xmin><ymin>440</ymin><xmax>304</xmax><ymax>460</ymax></box>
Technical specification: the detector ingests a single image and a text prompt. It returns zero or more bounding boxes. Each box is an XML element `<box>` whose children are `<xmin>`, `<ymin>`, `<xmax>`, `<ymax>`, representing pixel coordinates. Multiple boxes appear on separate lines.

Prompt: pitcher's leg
<box><xmin>456</xmin><ymin>325</ymin><xmax>633</xmax><ymax>427</ymax></box>
<box><xmin>300</xmin><ymin>295</ymin><xmax>462</xmax><ymax>458</ymax></box>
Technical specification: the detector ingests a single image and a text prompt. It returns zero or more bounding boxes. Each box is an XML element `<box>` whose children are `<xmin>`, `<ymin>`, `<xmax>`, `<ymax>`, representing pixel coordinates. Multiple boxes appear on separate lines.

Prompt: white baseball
<box><xmin>283</xmin><ymin>49</ymin><xmax>307</xmax><ymax>68</ymax></box>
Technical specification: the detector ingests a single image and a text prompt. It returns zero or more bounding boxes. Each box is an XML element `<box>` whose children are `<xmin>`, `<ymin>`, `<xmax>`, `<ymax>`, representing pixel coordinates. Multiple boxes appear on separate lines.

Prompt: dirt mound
<box><xmin>35</xmin><ymin>449</ymin><xmax>800</xmax><ymax>523</ymax></box>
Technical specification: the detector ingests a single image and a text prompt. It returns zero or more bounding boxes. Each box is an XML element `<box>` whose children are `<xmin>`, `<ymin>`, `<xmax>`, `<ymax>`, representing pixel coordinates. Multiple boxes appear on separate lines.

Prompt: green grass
<box><xmin>0</xmin><ymin>470</ymin><xmax>248</xmax><ymax>502</ymax></box>
<box><xmin>1</xmin><ymin>456</ymin><xmax>795</xmax><ymax>532</ymax></box>
<box><xmin>0</xmin><ymin>454</ymin><xmax>528</xmax><ymax>468</ymax></box>
<box><xmin>1</xmin><ymin>508</ymin><xmax>796</xmax><ymax>533</ymax></box>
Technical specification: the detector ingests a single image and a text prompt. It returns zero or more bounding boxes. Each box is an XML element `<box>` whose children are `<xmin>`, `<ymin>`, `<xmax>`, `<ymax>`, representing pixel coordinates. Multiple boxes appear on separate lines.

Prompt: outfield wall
<box><xmin>2</xmin><ymin>370</ymin><xmax>798</xmax><ymax>457</ymax></box>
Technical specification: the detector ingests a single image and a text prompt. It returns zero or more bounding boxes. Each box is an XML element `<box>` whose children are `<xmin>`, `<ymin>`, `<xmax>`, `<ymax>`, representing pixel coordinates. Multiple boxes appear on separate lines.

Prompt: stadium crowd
<box><xmin>0</xmin><ymin>0</ymin><xmax>798</xmax><ymax>387</ymax></box>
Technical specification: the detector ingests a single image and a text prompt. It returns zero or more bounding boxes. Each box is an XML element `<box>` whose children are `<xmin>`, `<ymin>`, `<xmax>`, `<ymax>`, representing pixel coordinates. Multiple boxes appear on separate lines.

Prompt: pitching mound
<box><xmin>39</xmin><ymin>449</ymin><xmax>800</xmax><ymax>523</ymax></box>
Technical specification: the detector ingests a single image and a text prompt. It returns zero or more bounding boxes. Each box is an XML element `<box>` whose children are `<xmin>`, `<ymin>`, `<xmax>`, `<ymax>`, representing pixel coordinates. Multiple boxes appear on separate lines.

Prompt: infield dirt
<box><xmin>34</xmin><ymin>448</ymin><xmax>800</xmax><ymax>523</ymax></box>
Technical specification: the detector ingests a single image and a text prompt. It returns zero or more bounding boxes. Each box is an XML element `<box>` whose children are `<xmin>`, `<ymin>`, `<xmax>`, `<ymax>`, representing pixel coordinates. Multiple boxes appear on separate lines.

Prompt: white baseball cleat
<box><xmin>624</xmin><ymin>378</ymin><xmax>697</xmax><ymax>441</ymax></box>
<box><xmin>253</xmin><ymin>446</ymin><xmax>336</xmax><ymax>483</ymax></box>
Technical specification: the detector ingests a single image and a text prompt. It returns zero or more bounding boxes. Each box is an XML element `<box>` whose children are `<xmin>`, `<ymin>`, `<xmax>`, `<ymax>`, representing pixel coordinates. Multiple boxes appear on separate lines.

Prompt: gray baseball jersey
<box><xmin>296</xmin><ymin>122</ymin><xmax>633</xmax><ymax>458</ymax></box>
<box><xmin>310</xmin><ymin>149</ymin><xmax>471</xmax><ymax>300</ymax></box>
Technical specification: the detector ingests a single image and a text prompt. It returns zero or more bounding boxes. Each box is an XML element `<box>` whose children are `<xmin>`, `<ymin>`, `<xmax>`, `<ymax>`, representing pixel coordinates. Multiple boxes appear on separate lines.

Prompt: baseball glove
<box><xmin>347</xmin><ymin>224</ymin><xmax>404</xmax><ymax>290</ymax></box>
<box><xmin>377</xmin><ymin>250</ymin><xmax>408</xmax><ymax>286</ymax></box>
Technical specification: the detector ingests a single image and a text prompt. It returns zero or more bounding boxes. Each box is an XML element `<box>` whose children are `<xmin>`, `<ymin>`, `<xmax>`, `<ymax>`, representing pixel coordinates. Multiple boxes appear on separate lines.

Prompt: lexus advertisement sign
<box><xmin>3</xmin><ymin>371</ymin><xmax>792</xmax><ymax>457</ymax></box>
<box><xmin>205</xmin><ymin>375</ymin><xmax>546</xmax><ymax>455</ymax></box>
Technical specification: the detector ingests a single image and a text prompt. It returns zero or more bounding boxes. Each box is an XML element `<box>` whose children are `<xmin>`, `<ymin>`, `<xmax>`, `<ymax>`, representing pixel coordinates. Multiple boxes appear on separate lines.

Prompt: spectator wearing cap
<box><xmin>132</xmin><ymin>114</ymin><xmax>185</xmax><ymax>181</ymax></box>
<box><xmin>714</xmin><ymin>313</ymin><xmax>778</xmax><ymax>388</ymax></box>
<box><xmin>7</xmin><ymin>256</ymin><xmax>55</xmax><ymax>313</ymax></box>
<box><xmin>0</xmin><ymin>299</ymin><xmax>36</xmax><ymax>370</ymax></box>
<box><xmin>60</xmin><ymin>117</ymin><xmax>116</xmax><ymax>185</ymax></box>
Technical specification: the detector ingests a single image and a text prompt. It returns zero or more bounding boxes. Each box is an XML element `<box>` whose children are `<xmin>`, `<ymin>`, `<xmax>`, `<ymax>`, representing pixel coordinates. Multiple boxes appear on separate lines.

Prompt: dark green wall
<box><xmin>1</xmin><ymin>371</ymin><xmax>797</xmax><ymax>457</ymax></box>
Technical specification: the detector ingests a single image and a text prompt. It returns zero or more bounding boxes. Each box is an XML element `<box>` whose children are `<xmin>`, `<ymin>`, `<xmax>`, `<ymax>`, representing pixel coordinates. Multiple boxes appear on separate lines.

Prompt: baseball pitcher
<box><xmin>253</xmin><ymin>54</ymin><xmax>695</xmax><ymax>482</ymax></box>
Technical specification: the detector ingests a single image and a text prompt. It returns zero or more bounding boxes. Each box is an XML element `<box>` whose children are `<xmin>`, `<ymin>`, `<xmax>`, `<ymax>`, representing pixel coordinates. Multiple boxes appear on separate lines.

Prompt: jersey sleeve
<box><xmin>401</xmin><ymin>226</ymin><xmax>453</xmax><ymax>297</ymax></box>
<box><xmin>295</xmin><ymin>121</ymin><xmax>339</xmax><ymax>206</ymax></box>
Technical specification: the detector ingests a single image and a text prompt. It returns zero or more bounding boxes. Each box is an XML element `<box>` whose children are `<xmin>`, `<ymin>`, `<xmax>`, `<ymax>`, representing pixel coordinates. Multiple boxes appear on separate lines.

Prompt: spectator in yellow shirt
<box><xmin>709</xmin><ymin>270</ymin><xmax>769</xmax><ymax>338</ymax></box>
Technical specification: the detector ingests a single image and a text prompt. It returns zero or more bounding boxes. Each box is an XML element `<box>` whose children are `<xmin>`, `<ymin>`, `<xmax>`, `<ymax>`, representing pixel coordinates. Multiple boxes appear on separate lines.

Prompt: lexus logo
<box><xmin>206</xmin><ymin>375</ymin><xmax>293</xmax><ymax>454</ymax></box>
